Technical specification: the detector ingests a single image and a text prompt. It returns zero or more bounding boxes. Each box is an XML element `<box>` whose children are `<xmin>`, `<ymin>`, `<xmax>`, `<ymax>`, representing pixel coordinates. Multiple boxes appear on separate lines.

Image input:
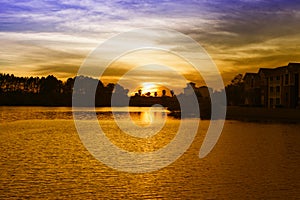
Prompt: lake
<box><xmin>0</xmin><ymin>107</ymin><xmax>299</xmax><ymax>199</ymax></box>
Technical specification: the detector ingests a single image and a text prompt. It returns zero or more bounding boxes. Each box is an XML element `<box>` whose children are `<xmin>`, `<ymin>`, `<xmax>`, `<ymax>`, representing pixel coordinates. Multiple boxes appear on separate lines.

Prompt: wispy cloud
<box><xmin>0</xmin><ymin>0</ymin><xmax>299</xmax><ymax>86</ymax></box>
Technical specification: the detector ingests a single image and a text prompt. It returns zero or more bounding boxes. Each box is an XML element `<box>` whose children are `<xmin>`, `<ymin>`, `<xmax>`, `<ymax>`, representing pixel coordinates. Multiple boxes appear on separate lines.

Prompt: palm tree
<box><xmin>170</xmin><ymin>90</ymin><xmax>174</xmax><ymax>97</ymax></box>
<box><xmin>162</xmin><ymin>89</ymin><xmax>166</xmax><ymax>97</ymax></box>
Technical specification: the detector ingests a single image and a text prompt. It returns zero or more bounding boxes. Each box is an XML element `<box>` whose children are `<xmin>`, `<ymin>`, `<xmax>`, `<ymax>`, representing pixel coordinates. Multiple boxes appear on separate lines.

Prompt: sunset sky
<box><xmin>1</xmin><ymin>0</ymin><xmax>300</xmax><ymax>92</ymax></box>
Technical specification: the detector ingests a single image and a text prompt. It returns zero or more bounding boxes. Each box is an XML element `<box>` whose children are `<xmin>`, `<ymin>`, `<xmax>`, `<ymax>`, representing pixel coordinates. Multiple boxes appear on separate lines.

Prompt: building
<box><xmin>243</xmin><ymin>63</ymin><xmax>300</xmax><ymax>108</ymax></box>
<box><xmin>243</xmin><ymin>73</ymin><xmax>260</xmax><ymax>105</ymax></box>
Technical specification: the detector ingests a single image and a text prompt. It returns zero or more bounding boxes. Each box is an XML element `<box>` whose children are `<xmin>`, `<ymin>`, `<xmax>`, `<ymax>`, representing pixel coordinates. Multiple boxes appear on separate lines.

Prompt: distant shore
<box><xmin>226</xmin><ymin>106</ymin><xmax>300</xmax><ymax>123</ymax></box>
<box><xmin>1</xmin><ymin>105</ymin><xmax>300</xmax><ymax>123</ymax></box>
<box><xmin>161</xmin><ymin>105</ymin><xmax>300</xmax><ymax>123</ymax></box>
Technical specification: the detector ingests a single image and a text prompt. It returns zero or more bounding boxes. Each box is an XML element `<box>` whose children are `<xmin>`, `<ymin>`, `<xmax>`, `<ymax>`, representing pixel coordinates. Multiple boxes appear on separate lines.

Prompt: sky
<box><xmin>1</xmin><ymin>0</ymin><xmax>300</xmax><ymax>92</ymax></box>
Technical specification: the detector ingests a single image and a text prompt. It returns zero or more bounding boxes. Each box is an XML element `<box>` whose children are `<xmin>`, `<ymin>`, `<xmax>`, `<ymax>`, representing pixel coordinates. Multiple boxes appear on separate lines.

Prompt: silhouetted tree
<box><xmin>145</xmin><ymin>92</ymin><xmax>151</xmax><ymax>97</ymax></box>
<box><xmin>111</xmin><ymin>84</ymin><xmax>129</xmax><ymax>106</ymax></box>
<box><xmin>231</xmin><ymin>74</ymin><xmax>243</xmax><ymax>85</ymax></box>
<box><xmin>39</xmin><ymin>75</ymin><xmax>59</xmax><ymax>95</ymax></box>
<box><xmin>225</xmin><ymin>74</ymin><xmax>245</xmax><ymax>106</ymax></box>
<box><xmin>64</xmin><ymin>78</ymin><xmax>74</xmax><ymax>95</ymax></box>
<box><xmin>96</xmin><ymin>80</ymin><xmax>105</xmax><ymax>97</ymax></box>
<box><xmin>105</xmin><ymin>83</ymin><xmax>115</xmax><ymax>94</ymax></box>
<box><xmin>162</xmin><ymin>89</ymin><xmax>166</xmax><ymax>97</ymax></box>
<box><xmin>170</xmin><ymin>90</ymin><xmax>174</xmax><ymax>97</ymax></box>
<box><xmin>0</xmin><ymin>74</ymin><xmax>126</xmax><ymax>106</ymax></box>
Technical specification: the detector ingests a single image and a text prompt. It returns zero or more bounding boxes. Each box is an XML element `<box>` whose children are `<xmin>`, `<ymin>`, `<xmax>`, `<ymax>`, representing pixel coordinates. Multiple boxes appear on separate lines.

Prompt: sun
<box><xmin>129</xmin><ymin>82</ymin><xmax>172</xmax><ymax>97</ymax></box>
<box><xmin>129</xmin><ymin>82</ymin><xmax>160</xmax><ymax>96</ymax></box>
<box><xmin>141</xmin><ymin>82</ymin><xmax>158</xmax><ymax>93</ymax></box>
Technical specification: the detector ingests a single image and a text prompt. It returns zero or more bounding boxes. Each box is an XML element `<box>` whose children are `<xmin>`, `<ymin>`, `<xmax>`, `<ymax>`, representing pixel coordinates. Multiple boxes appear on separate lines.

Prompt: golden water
<box><xmin>0</xmin><ymin>107</ymin><xmax>299</xmax><ymax>199</ymax></box>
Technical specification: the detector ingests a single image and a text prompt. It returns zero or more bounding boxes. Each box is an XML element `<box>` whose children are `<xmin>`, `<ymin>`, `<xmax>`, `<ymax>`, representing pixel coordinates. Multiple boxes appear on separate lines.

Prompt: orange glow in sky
<box><xmin>130</xmin><ymin>83</ymin><xmax>172</xmax><ymax>97</ymax></box>
<box><xmin>141</xmin><ymin>82</ymin><xmax>158</xmax><ymax>93</ymax></box>
<box><xmin>0</xmin><ymin>0</ymin><xmax>299</xmax><ymax>88</ymax></box>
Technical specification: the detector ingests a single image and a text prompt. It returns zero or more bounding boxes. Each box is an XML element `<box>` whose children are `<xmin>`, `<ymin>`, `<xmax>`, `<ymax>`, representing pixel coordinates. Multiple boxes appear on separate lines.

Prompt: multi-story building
<box><xmin>243</xmin><ymin>63</ymin><xmax>300</xmax><ymax>108</ymax></box>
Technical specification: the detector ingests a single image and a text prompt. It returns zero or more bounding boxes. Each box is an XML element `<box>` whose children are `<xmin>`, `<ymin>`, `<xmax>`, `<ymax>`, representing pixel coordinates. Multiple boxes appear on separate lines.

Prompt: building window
<box><xmin>270</xmin><ymin>98</ymin><xmax>274</xmax><ymax>105</ymax></box>
<box><xmin>276</xmin><ymin>98</ymin><xmax>280</xmax><ymax>105</ymax></box>
<box><xmin>276</xmin><ymin>76</ymin><xmax>280</xmax><ymax>81</ymax></box>
<box><xmin>276</xmin><ymin>86</ymin><xmax>280</xmax><ymax>93</ymax></box>
<box><xmin>270</xmin><ymin>77</ymin><xmax>273</xmax><ymax>82</ymax></box>
<box><xmin>251</xmin><ymin>79</ymin><xmax>254</xmax><ymax>88</ymax></box>
<box><xmin>285</xmin><ymin>74</ymin><xmax>289</xmax><ymax>85</ymax></box>
<box><xmin>270</xmin><ymin>87</ymin><xmax>274</xmax><ymax>93</ymax></box>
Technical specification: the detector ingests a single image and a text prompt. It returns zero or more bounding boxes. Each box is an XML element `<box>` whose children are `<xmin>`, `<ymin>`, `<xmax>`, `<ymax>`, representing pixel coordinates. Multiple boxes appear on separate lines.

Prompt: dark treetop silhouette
<box><xmin>0</xmin><ymin>74</ymin><xmax>113</xmax><ymax>106</ymax></box>
<box><xmin>0</xmin><ymin>73</ymin><xmax>215</xmax><ymax>118</ymax></box>
<box><xmin>2</xmin><ymin>67</ymin><xmax>300</xmax><ymax>122</ymax></box>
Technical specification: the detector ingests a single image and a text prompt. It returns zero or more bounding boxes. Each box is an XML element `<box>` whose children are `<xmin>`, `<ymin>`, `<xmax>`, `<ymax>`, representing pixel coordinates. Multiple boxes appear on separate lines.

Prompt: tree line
<box><xmin>0</xmin><ymin>74</ymin><xmax>115</xmax><ymax>106</ymax></box>
<box><xmin>0</xmin><ymin>73</ymin><xmax>177</xmax><ymax>106</ymax></box>
<box><xmin>0</xmin><ymin>73</ymin><xmax>241</xmax><ymax>107</ymax></box>
<box><xmin>225</xmin><ymin>74</ymin><xmax>245</xmax><ymax>106</ymax></box>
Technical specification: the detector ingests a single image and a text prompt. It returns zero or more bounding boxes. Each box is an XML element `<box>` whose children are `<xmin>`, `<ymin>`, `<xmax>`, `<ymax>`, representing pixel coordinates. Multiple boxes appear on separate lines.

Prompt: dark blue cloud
<box><xmin>1</xmin><ymin>0</ymin><xmax>299</xmax><ymax>43</ymax></box>
<box><xmin>0</xmin><ymin>0</ymin><xmax>87</xmax><ymax>32</ymax></box>
<box><xmin>1</xmin><ymin>0</ymin><xmax>300</xmax><ymax>82</ymax></box>
<box><xmin>1</xmin><ymin>0</ymin><xmax>298</xmax><ymax>33</ymax></box>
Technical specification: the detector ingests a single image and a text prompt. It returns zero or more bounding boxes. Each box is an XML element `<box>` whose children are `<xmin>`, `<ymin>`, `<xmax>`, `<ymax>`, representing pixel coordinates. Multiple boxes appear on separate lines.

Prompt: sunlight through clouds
<box><xmin>0</xmin><ymin>0</ymin><xmax>300</xmax><ymax>86</ymax></box>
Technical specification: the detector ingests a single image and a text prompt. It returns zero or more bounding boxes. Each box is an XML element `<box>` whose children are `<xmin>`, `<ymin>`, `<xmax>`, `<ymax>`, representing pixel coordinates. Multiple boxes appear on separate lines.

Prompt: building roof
<box><xmin>288</xmin><ymin>63</ymin><xmax>300</xmax><ymax>72</ymax></box>
<box><xmin>288</xmin><ymin>62</ymin><xmax>300</xmax><ymax>66</ymax></box>
<box><xmin>258</xmin><ymin>68</ymin><xmax>274</xmax><ymax>75</ymax></box>
<box><xmin>258</xmin><ymin>65</ymin><xmax>288</xmax><ymax>76</ymax></box>
<box><xmin>244</xmin><ymin>72</ymin><xmax>257</xmax><ymax>76</ymax></box>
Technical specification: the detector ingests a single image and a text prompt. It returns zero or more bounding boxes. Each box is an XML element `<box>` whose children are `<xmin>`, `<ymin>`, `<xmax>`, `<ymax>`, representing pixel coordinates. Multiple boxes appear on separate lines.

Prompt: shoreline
<box><xmin>1</xmin><ymin>105</ymin><xmax>300</xmax><ymax>123</ymax></box>
<box><xmin>226</xmin><ymin>106</ymin><xmax>300</xmax><ymax>123</ymax></box>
